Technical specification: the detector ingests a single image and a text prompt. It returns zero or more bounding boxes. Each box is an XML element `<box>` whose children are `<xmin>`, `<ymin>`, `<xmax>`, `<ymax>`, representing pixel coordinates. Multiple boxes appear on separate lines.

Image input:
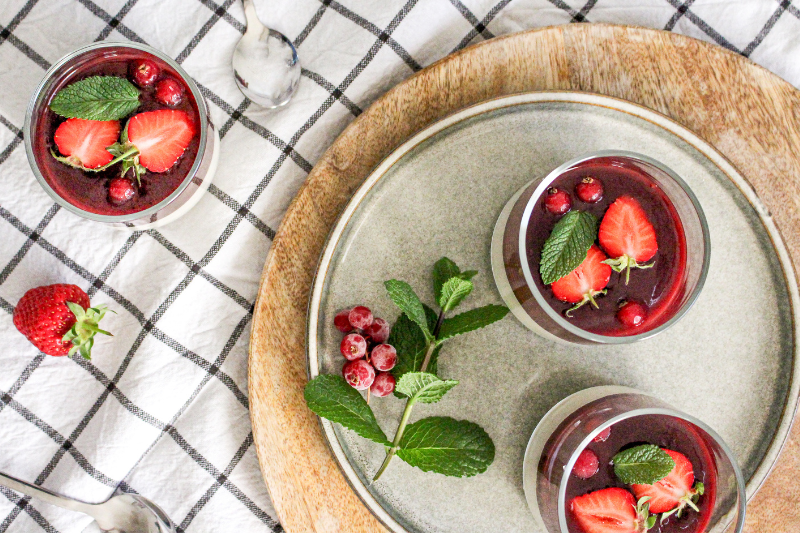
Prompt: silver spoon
<box><xmin>232</xmin><ymin>0</ymin><xmax>301</xmax><ymax>108</ymax></box>
<box><xmin>0</xmin><ymin>471</ymin><xmax>175</xmax><ymax>533</ymax></box>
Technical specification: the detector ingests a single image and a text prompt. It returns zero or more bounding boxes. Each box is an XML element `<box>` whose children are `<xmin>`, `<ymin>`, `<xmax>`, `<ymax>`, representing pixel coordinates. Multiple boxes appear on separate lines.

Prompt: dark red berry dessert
<box><xmin>529</xmin><ymin>159</ymin><xmax>687</xmax><ymax>336</ymax></box>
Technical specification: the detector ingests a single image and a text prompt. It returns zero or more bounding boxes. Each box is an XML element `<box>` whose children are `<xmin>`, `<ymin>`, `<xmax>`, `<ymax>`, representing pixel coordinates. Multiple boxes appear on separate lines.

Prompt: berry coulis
<box><xmin>32</xmin><ymin>51</ymin><xmax>201</xmax><ymax>216</ymax></box>
<box><xmin>526</xmin><ymin>159</ymin><xmax>688</xmax><ymax>336</ymax></box>
<box><xmin>563</xmin><ymin>414</ymin><xmax>717</xmax><ymax>533</ymax></box>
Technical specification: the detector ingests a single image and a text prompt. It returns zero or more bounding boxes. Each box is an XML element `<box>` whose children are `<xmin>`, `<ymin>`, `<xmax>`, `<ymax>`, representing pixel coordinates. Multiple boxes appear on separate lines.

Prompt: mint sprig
<box><xmin>539</xmin><ymin>210</ymin><xmax>597</xmax><ymax>284</ymax></box>
<box><xmin>612</xmin><ymin>444</ymin><xmax>675</xmax><ymax>485</ymax></box>
<box><xmin>305</xmin><ymin>257</ymin><xmax>508</xmax><ymax>480</ymax></box>
<box><xmin>49</xmin><ymin>76</ymin><xmax>141</xmax><ymax>121</ymax></box>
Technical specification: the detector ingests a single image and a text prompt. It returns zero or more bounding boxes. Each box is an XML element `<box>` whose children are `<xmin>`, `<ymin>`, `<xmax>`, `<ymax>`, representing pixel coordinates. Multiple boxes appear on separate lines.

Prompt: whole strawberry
<box><xmin>13</xmin><ymin>284</ymin><xmax>111</xmax><ymax>359</ymax></box>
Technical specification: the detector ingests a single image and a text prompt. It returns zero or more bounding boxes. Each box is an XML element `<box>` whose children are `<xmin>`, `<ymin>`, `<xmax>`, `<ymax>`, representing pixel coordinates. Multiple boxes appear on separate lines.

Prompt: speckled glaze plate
<box><xmin>306</xmin><ymin>92</ymin><xmax>800</xmax><ymax>533</ymax></box>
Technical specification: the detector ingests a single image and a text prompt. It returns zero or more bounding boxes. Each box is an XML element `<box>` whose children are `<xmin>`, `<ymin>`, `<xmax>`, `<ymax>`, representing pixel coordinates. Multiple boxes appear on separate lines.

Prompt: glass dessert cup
<box><xmin>24</xmin><ymin>42</ymin><xmax>219</xmax><ymax>230</ymax></box>
<box><xmin>490</xmin><ymin>151</ymin><xmax>710</xmax><ymax>345</ymax></box>
<box><xmin>522</xmin><ymin>386</ymin><xmax>746</xmax><ymax>533</ymax></box>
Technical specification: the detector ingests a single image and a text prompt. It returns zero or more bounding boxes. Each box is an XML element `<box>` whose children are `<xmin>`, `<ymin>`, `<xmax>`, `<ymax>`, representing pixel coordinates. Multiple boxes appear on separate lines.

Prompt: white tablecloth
<box><xmin>0</xmin><ymin>1</ymin><xmax>798</xmax><ymax>531</ymax></box>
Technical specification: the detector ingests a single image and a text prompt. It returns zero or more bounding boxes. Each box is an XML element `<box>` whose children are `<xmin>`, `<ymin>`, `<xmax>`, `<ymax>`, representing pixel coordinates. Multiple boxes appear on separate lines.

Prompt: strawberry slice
<box><xmin>631</xmin><ymin>449</ymin><xmax>704</xmax><ymax>517</ymax></box>
<box><xmin>598</xmin><ymin>196</ymin><xmax>658</xmax><ymax>284</ymax></box>
<box><xmin>53</xmin><ymin>118</ymin><xmax>120</xmax><ymax>170</ymax></box>
<box><xmin>551</xmin><ymin>245</ymin><xmax>612</xmax><ymax>316</ymax></box>
<box><xmin>127</xmin><ymin>109</ymin><xmax>195</xmax><ymax>173</ymax></box>
<box><xmin>570</xmin><ymin>487</ymin><xmax>654</xmax><ymax>533</ymax></box>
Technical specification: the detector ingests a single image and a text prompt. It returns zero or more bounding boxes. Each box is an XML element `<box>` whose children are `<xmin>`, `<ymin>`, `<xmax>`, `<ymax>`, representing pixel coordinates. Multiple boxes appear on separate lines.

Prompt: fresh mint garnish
<box><xmin>395</xmin><ymin>372</ymin><xmax>458</xmax><ymax>404</ymax></box>
<box><xmin>303</xmin><ymin>374</ymin><xmax>390</xmax><ymax>445</ymax></box>
<box><xmin>438</xmin><ymin>304</ymin><xmax>509</xmax><ymax>341</ymax></box>
<box><xmin>433</xmin><ymin>257</ymin><xmax>461</xmax><ymax>301</ymax></box>
<box><xmin>612</xmin><ymin>444</ymin><xmax>675</xmax><ymax>485</ymax></box>
<box><xmin>49</xmin><ymin>76</ymin><xmax>141</xmax><ymax>121</ymax></box>
<box><xmin>389</xmin><ymin>307</ymin><xmax>442</xmax><ymax>383</ymax></box>
<box><xmin>384</xmin><ymin>279</ymin><xmax>432</xmax><ymax>340</ymax></box>
<box><xmin>396</xmin><ymin>417</ymin><xmax>495</xmax><ymax>477</ymax></box>
<box><xmin>438</xmin><ymin>277</ymin><xmax>473</xmax><ymax>313</ymax></box>
<box><xmin>539</xmin><ymin>210</ymin><xmax>598</xmax><ymax>285</ymax></box>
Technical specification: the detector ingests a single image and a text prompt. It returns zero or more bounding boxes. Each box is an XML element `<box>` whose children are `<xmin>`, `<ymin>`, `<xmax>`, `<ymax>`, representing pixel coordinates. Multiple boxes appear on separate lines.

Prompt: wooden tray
<box><xmin>249</xmin><ymin>24</ymin><xmax>800</xmax><ymax>532</ymax></box>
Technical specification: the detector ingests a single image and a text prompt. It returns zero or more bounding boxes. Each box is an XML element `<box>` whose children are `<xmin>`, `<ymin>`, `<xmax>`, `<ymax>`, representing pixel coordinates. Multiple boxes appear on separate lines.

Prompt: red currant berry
<box><xmin>131</xmin><ymin>59</ymin><xmax>160</xmax><ymax>87</ymax></box>
<box><xmin>576</xmin><ymin>176</ymin><xmax>604</xmax><ymax>203</ymax></box>
<box><xmin>617</xmin><ymin>301</ymin><xmax>647</xmax><ymax>328</ymax></box>
<box><xmin>363</xmin><ymin>317</ymin><xmax>390</xmax><ymax>343</ymax></box>
<box><xmin>370</xmin><ymin>372</ymin><xmax>396</xmax><ymax>397</ymax></box>
<box><xmin>334</xmin><ymin>308</ymin><xmax>353</xmax><ymax>333</ymax></box>
<box><xmin>348</xmin><ymin>306</ymin><xmax>373</xmax><ymax>330</ymax></box>
<box><xmin>340</xmin><ymin>333</ymin><xmax>367</xmax><ymax>361</ymax></box>
<box><xmin>342</xmin><ymin>359</ymin><xmax>375</xmax><ymax>390</ymax></box>
<box><xmin>593</xmin><ymin>426</ymin><xmax>611</xmax><ymax>443</ymax></box>
<box><xmin>370</xmin><ymin>344</ymin><xmax>397</xmax><ymax>372</ymax></box>
<box><xmin>155</xmin><ymin>77</ymin><xmax>185</xmax><ymax>107</ymax></box>
<box><xmin>108</xmin><ymin>178</ymin><xmax>136</xmax><ymax>204</ymax></box>
<box><xmin>572</xmin><ymin>449</ymin><xmax>599</xmax><ymax>479</ymax></box>
<box><xmin>544</xmin><ymin>188</ymin><xmax>571</xmax><ymax>215</ymax></box>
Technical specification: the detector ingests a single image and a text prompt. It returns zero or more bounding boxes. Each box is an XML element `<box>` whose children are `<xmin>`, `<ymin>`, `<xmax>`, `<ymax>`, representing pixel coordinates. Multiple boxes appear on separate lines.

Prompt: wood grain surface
<box><xmin>248</xmin><ymin>23</ymin><xmax>800</xmax><ymax>533</ymax></box>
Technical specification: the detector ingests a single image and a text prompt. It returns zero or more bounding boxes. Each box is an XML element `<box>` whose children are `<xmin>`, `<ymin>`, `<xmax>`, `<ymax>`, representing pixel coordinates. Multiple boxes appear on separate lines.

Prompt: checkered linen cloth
<box><xmin>0</xmin><ymin>1</ymin><xmax>799</xmax><ymax>532</ymax></box>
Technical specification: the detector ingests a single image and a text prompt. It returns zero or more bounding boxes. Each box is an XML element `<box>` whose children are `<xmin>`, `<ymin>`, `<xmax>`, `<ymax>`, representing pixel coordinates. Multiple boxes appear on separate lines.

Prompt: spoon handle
<box><xmin>0</xmin><ymin>471</ymin><xmax>96</xmax><ymax>516</ymax></box>
<box><xmin>242</xmin><ymin>0</ymin><xmax>266</xmax><ymax>36</ymax></box>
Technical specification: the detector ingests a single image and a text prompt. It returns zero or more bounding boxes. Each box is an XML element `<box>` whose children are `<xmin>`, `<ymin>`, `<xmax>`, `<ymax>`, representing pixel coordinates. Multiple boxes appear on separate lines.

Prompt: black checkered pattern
<box><xmin>0</xmin><ymin>1</ymin><xmax>798</xmax><ymax>531</ymax></box>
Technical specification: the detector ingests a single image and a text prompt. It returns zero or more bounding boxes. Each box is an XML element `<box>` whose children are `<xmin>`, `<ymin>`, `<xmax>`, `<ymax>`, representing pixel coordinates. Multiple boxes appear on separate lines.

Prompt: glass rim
<box><xmin>23</xmin><ymin>41</ymin><xmax>209</xmax><ymax>223</ymax></box>
<box><xmin>517</xmin><ymin>150</ymin><xmax>712</xmax><ymax>344</ymax></box>
<box><xmin>556</xmin><ymin>406</ymin><xmax>747</xmax><ymax>533</ymax></box>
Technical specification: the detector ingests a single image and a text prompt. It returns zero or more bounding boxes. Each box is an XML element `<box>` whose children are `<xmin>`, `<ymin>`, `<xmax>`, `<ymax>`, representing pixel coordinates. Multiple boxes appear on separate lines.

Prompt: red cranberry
<box><xmin>544</xmin><ymin>188</ymin><xmax>571</xmax><ymax>215</ymax></box>
<box><xmin>576</xmin><ymin>176</ymin><xmax>603</xmax><ymax>203</ymax></box>
<box><xmin>340</xmin><ymin>333</ymin><xmax>367</xmax><ymax>361</ymax></box>
<box><xmin>370</xmin><ymin>372</ymin><xmax>396</xmax><ymax>397</ymax></box>
<box><xmin>108</xmin><ymin>177</ymin><xmax>135</xmax><ymax>204</ymax></box>
<box><xmin>363</xmin><ymin>317</ymin><xmax>390</xmax><ymax>343</ymax></box>
<box><xmin>155</xmin><ymin>77</ymin><xmax>184</xmax><ymax>107</ymax></box>
<box><xmin>334</xmin><ymin>309</ymin><xmax>353</xmax><ymax>333</ymax></box>
<box><xmin>348</xmin><ymin>306</ymin><xmax>373</xmax><ymax>330</ymax></box>
<box><xmin>342</xmin><ymin>359</ymin><xmax>375</xmax><ymax>390</ymax></box>
<box><xmin>370</xmin><ymin>344</ymin><xmax>397</xmax><ymax>372</ymax></box>
<box><xmin>593</xmin><ymin>426</ymin><xmax>611</xmax><ymax>442</ymax></box>
<box><xmin>617</xmin><ymin>301</ymin><xmax>647</xmax><ymax>328</ymax></box>
<box><xmin>572</xmin><ymin>449</ymin><xmax>599</xmax><ymax>479</ymax></box>
<box><xmin>131</xmin><ymin>59</ymin><xmax>160</xmax><ymax>87</ymax></box>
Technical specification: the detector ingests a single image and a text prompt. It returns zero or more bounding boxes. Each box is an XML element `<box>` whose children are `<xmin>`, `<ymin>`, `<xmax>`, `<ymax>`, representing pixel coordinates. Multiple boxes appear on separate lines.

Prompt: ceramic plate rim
<box><xmin>305</xmin><ymin>91</ymin><xmax>800</xmax><ymax>533</ymax></box>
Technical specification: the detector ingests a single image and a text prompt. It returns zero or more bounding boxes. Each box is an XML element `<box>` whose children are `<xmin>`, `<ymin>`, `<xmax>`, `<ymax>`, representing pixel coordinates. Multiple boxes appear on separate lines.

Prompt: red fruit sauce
<box><xmin>526</xmin><ymin>159</ymin><xmax>687</xmax><ymax>336</ymax></box>
<box><xmin>31</xmin><ymin>50</ymin><xmax>201</xmax><ymax>216</ymax></box>
<box><xmin>563</xmin><ymin>414</ymin><xmax>717</xmax><ymax>533</ymax></box>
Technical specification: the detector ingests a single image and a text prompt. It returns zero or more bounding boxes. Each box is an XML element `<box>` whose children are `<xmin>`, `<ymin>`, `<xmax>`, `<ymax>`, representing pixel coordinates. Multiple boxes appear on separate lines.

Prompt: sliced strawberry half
<box><xmin>551</xmin><ymin>245</ymin><xmax>612</xmax><ymax>316</ymax></box>
<box><xmin>570</xmin><ymin>487</ymin><xmax>654</xmax><ymax>533</ymax></box>
<box><xmin>631</xmin><ymin>449</ymin><xmax>704</xmax><ymax>518</ymax></box>
<box><xmin>127</xmin><ymin>109</ymin><xmax>195</xmax><ymax>172</ymax></box>
<box><xmin>53</xmin><ymin>118</ymin><xmax>120</xmax><ymax>170</ymax></box>
<box><xmin>598</xmin><ymin>195</ymin><xmax>658</xmax><ymax>284</ymax></box>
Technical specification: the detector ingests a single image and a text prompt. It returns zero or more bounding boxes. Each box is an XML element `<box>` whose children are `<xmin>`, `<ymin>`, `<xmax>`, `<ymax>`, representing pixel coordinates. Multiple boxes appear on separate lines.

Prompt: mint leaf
<box><xmin>390</xmin><ymin>307</ymin><xmax>442</xmax><ymax>384</ymax></box>
<box><xmin>384</xmin><ymin>279</ymin><xmax>431</xmax><ymax>340</ymax></box>
<box><xmin>612</xmin><ymin>444</ymin><xmax>675</xmax><ymax>485</ymax></box>
<box><xmin>397</xmin><ymin>417</ymin><xmax>495</xmax><ymax>477</ymax></box>
<box><xmin>438</xmin><ymin>277</ymin><xmax>473</xmax><ymax>313</ymax></box>
<box><xmin>49</xmin><ymin>76</ymin><xmax>141</xmax><ymax>121</ymax></box>
<box><xmin>539</xmin><ymin>211</ymin><xmax>598</xmax><ymax>285</ymax></box>
<box><xmin>396</xmin><ymin>372</ymin><xmax>458</xmax><ymax>404</ymax></box>
<box><xmin>459</xmin><ymin>270</ymin><xmax>478</xmax><ymax>280</ymax></box>
<box><xmin>438</xmin><ymin>304</ymin><xmax>509</xmax><ymax>341</ymax></box>
<box><xmin>433</xmin><ymin>257</ymin><xmax>461</xmax><ymax>302</ymax></box>
<box><xmin>304</xmin><ymin>375</ymin><xmax>390</xmax><ymax>445</ymax></box>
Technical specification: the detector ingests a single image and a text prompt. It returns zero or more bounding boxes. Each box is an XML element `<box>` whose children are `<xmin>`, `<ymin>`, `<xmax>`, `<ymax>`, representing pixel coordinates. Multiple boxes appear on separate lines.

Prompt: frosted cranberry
<box><xmin>340</xmin><ymin>333</ymin><xmax>367</xmax><ymax>361</ymax></box>
<box><xmin>576</xmin><ymin>176</ymin><xmax>604</xmax><ymax>203</ymax></box>
<box><xmin>572</xmin><ymin>449</ymin><xmax>599</xmax><ymax>479</ymax></box>
<box><xmin>370</xmin><ymin>344</ymin><xmax>397</xmax><ymax>372</ymax></box>
<box><xmin>544</xmin><ymin>188</ymin><xmax>571</xmax><ymax>215</ymax></box>
<box><xmin>370</xmin><ymin>372</ymin><xmax>396</xmax><ymax>397</ymax></box>
<box><xmin>593</xmin><ymin>426</ymin><xmax>611</xmax><ymax>442</ymax></box>
<box><xmin>342</xmin><ymin>359</ymin><xmax>375</xmax><ymax>390</ymax></box>
<box><xmin>617</xmin><ymin>301</ymin><xmax>647</xmax><ymax>328</ymax></box>
<box><xmin>348</xmin><ymin>306</ymin><xmax>373</xmax><ymax>330</ymax></box>
<box><xmin>334</xmin><ymin>309</ymin><xmax>353</xmax><ymax>333</ymax></box>
<box><xmin>131</xmin><ymin>59</ymin><xmax>160</xmax><ymax>87</ymax></box>
<box><xmin>155</xmin><ymin>77</ymin><xmax>184</xmax><ymax>107</ymax></box>
<box><xmin>363</xmin><ymin>317</ymin><xmax>390</xmax><ymax>343</ymax></box>
<box><xmin>108</xmin><ymin>178</ymin><xmax>135</xmax><ymax>204</ymax></box>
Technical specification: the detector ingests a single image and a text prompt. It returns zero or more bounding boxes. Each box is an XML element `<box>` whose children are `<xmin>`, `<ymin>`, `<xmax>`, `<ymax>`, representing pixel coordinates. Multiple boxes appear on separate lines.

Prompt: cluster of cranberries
<box><xmin>544</xmin><ymin>176</ymin><xmax>604</xmax><ymax>215</ymax></box>
<box><xmin>131</xmin><ymin>59</ymin><xmax>185</xmax><ymax>107</ymax></box>
<box><xmin>334</xmin><ymin>306</ymin><xmax>397</xmax><ymax>397</ymax></box>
